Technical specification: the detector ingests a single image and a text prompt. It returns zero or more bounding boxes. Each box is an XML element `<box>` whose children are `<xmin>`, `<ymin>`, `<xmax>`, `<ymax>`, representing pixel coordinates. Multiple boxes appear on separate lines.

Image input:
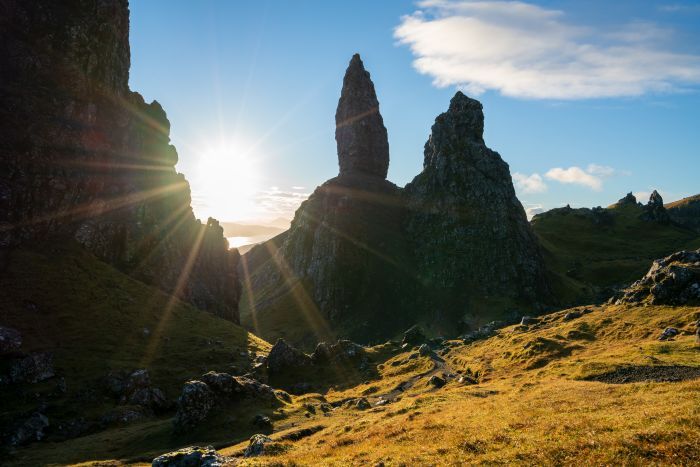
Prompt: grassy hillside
<box><xmin>220</xmin><ymin>303</ymin><xmax>700</xmax><ymax>465</ymax></box>
<box><xmin>532</xmin><ymin>203</ymin><xmax>699</xmax><ymax>304</ymax></box>
<box><xmin>0</xmin><ymin>243</ymin><xmax>270</xmax><ymax>465</ymax></box>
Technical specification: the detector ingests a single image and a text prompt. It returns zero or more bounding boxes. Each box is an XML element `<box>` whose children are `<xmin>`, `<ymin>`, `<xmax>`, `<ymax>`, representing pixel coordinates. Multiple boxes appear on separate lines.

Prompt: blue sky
<box><xmin>129</xmin><ymin>0</ymin><xmax>700</xmax><ymax>223</ymax></box>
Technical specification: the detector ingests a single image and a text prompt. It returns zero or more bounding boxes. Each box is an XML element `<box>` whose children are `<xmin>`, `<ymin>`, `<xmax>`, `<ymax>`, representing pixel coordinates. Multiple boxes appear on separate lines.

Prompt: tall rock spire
<box><xmin>335</xmin><ymin>54</ymin><xmax>389</xmax><ymax>178</ymax></box>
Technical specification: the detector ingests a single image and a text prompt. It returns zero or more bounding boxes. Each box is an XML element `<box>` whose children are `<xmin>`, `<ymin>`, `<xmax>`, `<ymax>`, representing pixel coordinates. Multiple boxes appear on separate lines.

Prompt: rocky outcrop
<box><xmin>666</xmin><ymin>194</ymin><xmax>700</xmax><ymax>232</ymax></box>
<box><xmin>267</xmin><ymin>339</ymin><xmax>311</xmax><ymax>374</ymax></box>
<box><xmin>336</xmin><ymin>54</ymin><xmax>389</xmax><ymax>179</ymax></box>
<box><xmin>640</xmin><ymin>190</ymin><xmax>670</xmax><ymax>224</ymax></box>
<box><xmin>0</xmin><ymin>1</ymin><xmax>240</xmax><ymax>321</ymax></box>
<box><xmin>404</xmin><ymin>92</ymin><xmax>551</xmax><ymax>318</ymax></box>
<box><xmin>173</xmin><ymin>372</ymin><xmax>280</xmax><ymax>431</ymax></box>
<box><xmin>241</xmin><ymin>58</ymin><xmax>551</xmax><ymax>346</ymax></box>
<box><xmin>152</xmin><ymin>445</ymin><xmax>224</xmax><ymax>467</ymax></box>
<box><xmin>613</xmin><ymin>249</ymin><xmax>700</xmax><ymax>305</ymax></box>
<box><xmin>613</xmin><ymin>192</ymin><xmax>639</xmax><ymax>208</ymax></box>
<box><xmin>241</xmin><ymin>55</ymin><xmax>414</xmax><ymax>345</ymax></box>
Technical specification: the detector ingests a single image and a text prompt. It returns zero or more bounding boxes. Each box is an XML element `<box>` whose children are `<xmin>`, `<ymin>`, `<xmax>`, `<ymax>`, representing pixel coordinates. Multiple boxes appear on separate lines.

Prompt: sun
<box><xmin>193</xmin><ymin>139</ymin><xmax>262</xmax><ymax>222</ymax></box>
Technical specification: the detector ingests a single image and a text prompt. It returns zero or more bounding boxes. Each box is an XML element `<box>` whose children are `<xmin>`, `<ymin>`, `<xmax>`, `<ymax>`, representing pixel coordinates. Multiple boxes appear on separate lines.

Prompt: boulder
<box><xmin>429</xmin><ymin>375</ymin><xmax>446</xmax><ymax>388</ymax></box>
<box><xmin>173</xmin><ymin>381</ymin><xmax>215</xmax><ymax>432</ymax></box>
<box><xmin>266</xmin><ymin>339</ymin><xmax>311</xmax><ymax>374</ymax></box>
<box><xmin>9</xmin><ymin>412</ymin><xmax>49</xmax><ymax>446</ymax></box>
<box><xmin>614</xmin><ymin>249</ymin><xmax>700</xmax><ymax>305</ymax></box>
<box><xmin>244</xmin><ymin>434</ymin><xmax>273</xmax><ymax>458</ymax></box>
<box><xmin>355</xmin><ymin>397</ymin><xmax>371</xmax><ymax>410</ymax></box>
<box><xmin>658</xmin><ymin>327</ymin><xmax>679</xmax><ymax>341</ymax></box>
<box><xmin>10</xmin><ymin>352</ymin><xmax>55</xmax><ymax>383</ymax></box>
<box><xmin>252</xmin><ymin>414</ymin><xmax>273</xmax><ymax>430</ymax></box>
<box><xmin>0</xmin><ymin>326</ymin><xmax>22</xmax><ymax>354</ymax></box>
<box><xmin>418</xmin><ymin>344</ymin><xmax>433</xmax><ymax>357</ymax></box>
<box><xmin>152</xmin><ymin>445</ymin><xmax>224</xmax><ymax>467</ymax></box>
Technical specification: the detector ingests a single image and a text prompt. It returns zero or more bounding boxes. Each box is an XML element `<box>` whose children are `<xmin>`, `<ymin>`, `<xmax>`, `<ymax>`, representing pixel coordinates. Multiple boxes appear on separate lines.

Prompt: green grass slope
<box><xmin>0</xmin><ymin>243</ymin><xmax>270</xmax><ymax>465</ymax></box>
<box><xmin>532</xmin><ymin>203</ymin><xmax>699</xmax><ymax>304</ymax></box>
<box><xmin>221</xmin><ymin>304</ymin><xmax>700</xmax><ymax>466</ymax></box>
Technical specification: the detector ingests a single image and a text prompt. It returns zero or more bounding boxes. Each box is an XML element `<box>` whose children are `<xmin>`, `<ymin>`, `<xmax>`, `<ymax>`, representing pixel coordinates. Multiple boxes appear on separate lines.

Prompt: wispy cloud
<box><xmin>545</xmin><ymin>166</ymin><xmax>604</xmax><ymax>190</ymax></box>
<box><xmin>395</xmin><ymin>0</ymin><xmax>700</xmax><ymax>99</ymax></box>
<box><xmin>513</xmin><ymin>172</ymin><xmax>547</xmax><ymax>193</ymax></box>
<box><xmin>254</xmin><ymin>187</ymin><xmax>310</xmax><ymax>219</ymax></box>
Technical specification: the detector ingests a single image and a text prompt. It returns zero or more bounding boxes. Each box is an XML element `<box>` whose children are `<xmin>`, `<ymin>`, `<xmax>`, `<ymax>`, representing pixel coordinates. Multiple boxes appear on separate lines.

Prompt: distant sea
<box><xmin>227</xmin><ymin>234</ymin><xmax>275</xmax><ymax>254</ymax></box>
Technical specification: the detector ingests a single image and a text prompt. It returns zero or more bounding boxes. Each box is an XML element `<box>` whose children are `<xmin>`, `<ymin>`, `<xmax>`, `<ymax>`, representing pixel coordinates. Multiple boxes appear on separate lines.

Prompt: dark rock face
<box><xmin>336</xmin><ymin>54</ymin><xmax>389</xmax><ymax>178</ymax></box>
<box><xmin>0</xmin><ymin>1</ymin><xmax>240</xmax><ymax>321</ymax></box>
<box><xmin>667</xmin><ymin>194</ymin><xmax>700</xmax><ymax>232</ymax></box>
<box><xmin>10</xmin><ymin>352</ymin><xmax>55</xmax><ymax>383</ymax></box>
<box><xmin>641</xmin><ymin>190</ymin><xmax>670</xmax><ymax>224</ymax></box>
<box><xmin>404</xmin><ymin>92</ymin><xmax>551</xmax><ymax>317</ymax></box>
<box><xmin>242</xmin><ymin>60</ymin><xmax>551</xmax><ymax>347</ymax></box>
<box><xmin>613</xmin><ymin>249</ymin><xmax>700</xmax><ymax>305</ymax></box>
<box><xmin>9</xmin><ymin>413</ymin><xmax>49</xmax><ymax>446</ymax></box>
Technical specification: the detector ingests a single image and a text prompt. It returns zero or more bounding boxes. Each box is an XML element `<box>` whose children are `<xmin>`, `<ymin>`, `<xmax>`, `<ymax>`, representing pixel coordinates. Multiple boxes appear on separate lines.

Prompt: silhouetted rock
<box><xmin>404</xmin><ymin>92</ymin><xmax>551</xmax><ymax>319</ymax></box>
<box><xmin>613</xmin><ymin>249</ymin><xmax>700</xmax><ymax>305</ymax></box>
<box><xmin>0</xmin><ymin>0</ymin><xmax>241</xmax><ymax>322</ymax></box>
<box><xmin>614</xmin><ymin>192</ymin><xmax>638</xmax><ymax>207</ymax></box>
<box><xmin>242</xmin><ymin>63</ymin><xmax>552</xmax><ymax>347</ymax></box>
<box><xmin>336</xmin><ymin>54</ymin><xmax>389</xmax><ymax>178</ymax></box>
<box><xmin>402</xmin><ymin>325</ymin><xmax>427</xmax><ymax>346</ymax></box>
<box><xmin>641</xmin><ymin>190</ymin><xmax>670</xmax><ymax>224</ymax></box>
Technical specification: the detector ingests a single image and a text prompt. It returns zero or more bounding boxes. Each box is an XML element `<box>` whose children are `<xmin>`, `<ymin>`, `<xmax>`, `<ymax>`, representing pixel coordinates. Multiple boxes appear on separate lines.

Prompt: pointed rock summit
<box><xmin>335</xmin><ymin>54</ymin><xmax>389</xmax><ymax>178</ymax></box>
<box><xmin>241</xmin><ymin>64</ymin><xmax>552</xmax><ymax>348</ymax></box>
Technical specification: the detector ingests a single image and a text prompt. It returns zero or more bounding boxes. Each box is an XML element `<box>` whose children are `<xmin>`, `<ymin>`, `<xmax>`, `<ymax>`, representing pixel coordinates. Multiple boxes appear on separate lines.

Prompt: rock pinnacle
<box><xmin>335</xmin><ymin>54</ymin><xmax>389</xmax><ymax>178</ymax></box>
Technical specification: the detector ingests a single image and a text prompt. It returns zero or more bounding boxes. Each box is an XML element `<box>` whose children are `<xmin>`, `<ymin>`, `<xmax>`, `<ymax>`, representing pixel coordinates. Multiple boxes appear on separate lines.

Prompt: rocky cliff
<box><xmin>404</xmin><ymin>92</ymin><xmax>552</xmax><ymax>318</ymax></box>
<box><xmin>241</xmin><ymin>56</ymin><xmax>414</xmax><ymax>345</ymax></box>
<box><xmin>0</xmin><ymin>0</ymin><xmax>240</xmax><ymax>320</ymax></box>
<box><xmin>240</xmin><ymin>57</ymin><xmax>551</xmax><ymax>346</ymax></box>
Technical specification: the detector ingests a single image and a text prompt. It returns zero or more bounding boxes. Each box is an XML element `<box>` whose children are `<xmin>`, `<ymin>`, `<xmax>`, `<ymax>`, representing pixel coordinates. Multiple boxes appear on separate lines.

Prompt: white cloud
<box><xmin>545</xmin><ymin>166</ymin><xmax>603</xmax><ymax>191</ymax></box>
<box><xmin>586</xmin><ymin>164</ymin><xmax>615</xmax><ymax>177</ymax></box>
<box><xmin>395</xmin><ymin>0</ymin><xmax>700</xmax><ymax>99</ymax></box>
<box><xmin>524</xmin><ymin>204</ymin><xmax>545</xmax><ymax>220</ymax></box>
<box><xmin>254</xmin><ymin>188</ymin><xmax>310</xmax><ymax>219</ymax></box>
<box><xmin>512</xmin><ymin>172</ymin><xmax>547</xmax><ymax>193</ymax></box>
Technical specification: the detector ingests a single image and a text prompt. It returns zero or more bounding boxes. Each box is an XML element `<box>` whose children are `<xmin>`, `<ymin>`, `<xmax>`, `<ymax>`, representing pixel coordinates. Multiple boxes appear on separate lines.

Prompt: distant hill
<box><xmin>532</xmin><ymin>194</ymin><xmax>700</xmax><ymax>305</ymax></box>
<box><xmin>666</xmin><ymin>194</ymin><xmax>700</xmax><ymax>232</ymax></box>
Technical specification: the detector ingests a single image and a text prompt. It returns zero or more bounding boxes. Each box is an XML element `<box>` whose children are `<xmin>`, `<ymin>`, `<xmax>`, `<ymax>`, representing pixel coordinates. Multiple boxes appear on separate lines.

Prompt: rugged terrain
<box><xmin>240</xmin><ymin>58</ymin><xmax>550</xmax><ymax>348</ymax></box>
<box><xmin>0</xmin><ymin>0</ymin><xmax>241</xmax><ymax>321</ymax></box>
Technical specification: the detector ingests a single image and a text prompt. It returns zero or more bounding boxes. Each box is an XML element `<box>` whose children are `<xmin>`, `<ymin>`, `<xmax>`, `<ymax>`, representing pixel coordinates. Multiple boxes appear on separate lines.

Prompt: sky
<box><xmin>129</xmin><ymin>0</ymin><xmax>700</xmax><ymax>224</ymax></box>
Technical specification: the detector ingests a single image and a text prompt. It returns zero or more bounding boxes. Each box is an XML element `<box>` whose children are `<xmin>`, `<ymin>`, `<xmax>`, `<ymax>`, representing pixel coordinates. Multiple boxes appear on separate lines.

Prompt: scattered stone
<box><xmin>658</xmin><ymin>327</ymin><xmax>680</xmax><ymax>341</ymax></box>
<box><xmin>266</xmin><ymin>338</ymin><xmax>311</xmax><ymax>374</ymax></box>
<box><xmin>152</xmin><ymin>445</ymin><xmax>224</xmax><ymax>467</ymax></box>
<box><xmin>520</xmin><ymin>316</ymin><xmax>539</xmax><ymax>326</ymax></box>
<box><xmin>101</xmin><ymin>406</ymin><xmax>148</xmax><ymax>426</ymax></box>
<box><xmin>244</xmin><ymin>434</ymin><xmax>273</xmax><ymax>458</ymax></box>
<box><xmin>10</xmin><ymin>352</ymin><xmax>55</xmax><ymax>383</ymax></box>
<box><xmin>428</xmin><ymin>375</ymin><xmax>446</xmax><ymax>388</ymax></box>
<box><xmin>355</xmin><ymin>397</ymin><xmax>371</xmax><ymax>410</ymax></box>
<box><xmin>563</xmin><ymin>310</ymin><xmax>583</xmax><ymax>321</ymax></box>
<box><xmin>10</xmin><ymin>412</ymin><xmax>49</xmax><ymax>446</ymax></box>
<box><xmin>0</xmin><ymin>326</ymin><xmax>22</xmax><ymax>354</ymax></box>
<box><xmin>462</xmin><ymin>321</ymin><xmax>503</xmax><ymax>343</ymax></box>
